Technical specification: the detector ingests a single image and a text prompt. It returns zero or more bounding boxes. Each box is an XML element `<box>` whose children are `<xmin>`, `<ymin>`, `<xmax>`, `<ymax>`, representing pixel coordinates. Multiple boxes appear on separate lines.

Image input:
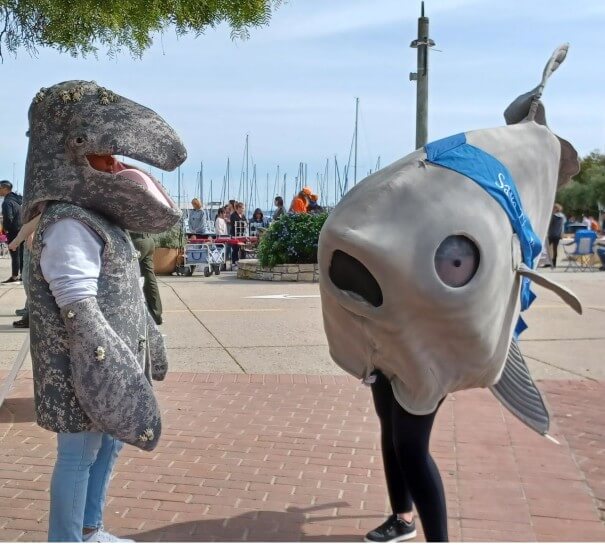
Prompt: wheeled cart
<box><xmin>176</xmin><ymin>242</ymin><xmax>226</xmax><ymax>277</ymax></box>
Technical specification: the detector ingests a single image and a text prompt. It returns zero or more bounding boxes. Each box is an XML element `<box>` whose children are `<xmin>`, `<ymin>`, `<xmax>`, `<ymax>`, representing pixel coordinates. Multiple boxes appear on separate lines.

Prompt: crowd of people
<box><xmin>185</xmin><ymin>187</ymin><xmax>324</xmax><ymax>268</ymax></box>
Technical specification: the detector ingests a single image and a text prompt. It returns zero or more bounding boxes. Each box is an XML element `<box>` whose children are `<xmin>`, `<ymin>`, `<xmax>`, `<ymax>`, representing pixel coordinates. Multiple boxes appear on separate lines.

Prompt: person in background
<box><xmin>215</xmin><ymin>207</ymin><xmax>228</xmax><ymax>236</ymax></box>
<box><xmin>581</xmin><ymin>213</ymin><xmax>591</xmax><ymax>229</ymax></box>
<box><xmin>273</xmin><ymin>196</ymin><xmax>285</xmax><ymax>221</ymax></box>
<box><xmin>8</xmin><ymin>233</ymin><xmax>32</xmax><ymax>328</ymax></box>
<box><xmin>0</xmin><ymin>180</ymin><xmax>24</xmax><ymax>284</ymax></box>
<box><xmin>223</xmin><ymin>203</ymin><xmax>233</xmax><ymax>234</ymax></box>
<box><xmin>188</xmin><ymin>198</ymin><xmax>208</xmax><ymax>237</ymax></box>
<box><xmin>596</xmin><ymin>242</ymin><xmax>605</xmax><ymax>271</ymax></box>
<box><xmin>222</xmin><ymin>204</ymin><xmax>233</xmax><ymax>263</ymax></box>
<box><xmin>547</xmin><ymin>203</ymin><xmax>566</xmax><ymax>268</ymax></box>
<box><xmin>289</xmin><ymin>187</ymin><xmax>312</xmax><ymax>213</ymax></box>
<box><xmin>230</xmin><ymin>201</ymin><xmax>247</xmax><ymax>268</ymax></box>
<box><xmin>588</xmin><ymin>216</ymin><xmax>600</xmax><ymax>232</ymax></box>
<box><xmin>129</xmin><ymin>232</ymin><xmax>163</xmax><ymax>325</ymax></box>
<box><xmin>0</xmin><ymin>230</ymin><xmax>7</xmax><ymax>258</ymax></box>
<box><xmin>307</xmin><ymin>193</ymin><xmax>324</xmax><ymax>214</ymax></box>
<box><xmin>249</xmin><ymin>208</ymin><xmax>266</xmax><ymax>236</ymax></box>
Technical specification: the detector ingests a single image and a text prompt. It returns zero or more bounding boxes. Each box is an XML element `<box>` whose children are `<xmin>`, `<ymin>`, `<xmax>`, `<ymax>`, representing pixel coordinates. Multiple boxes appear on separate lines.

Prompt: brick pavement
<box><xmin>0</xmin><ymin>371</ymin><xmax>603</xmax><ymax>542</ymax></box>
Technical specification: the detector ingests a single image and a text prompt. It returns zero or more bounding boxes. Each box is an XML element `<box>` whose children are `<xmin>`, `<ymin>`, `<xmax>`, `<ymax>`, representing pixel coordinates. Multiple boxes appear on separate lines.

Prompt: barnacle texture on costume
<box><xmin>24</xmin><ymin>81</ymin><xmax>187</xmax><ymax>451</ymax></box>
<box><xmin>22</xmin><ymin>80</ymin><xmax>186</xmax><ymax>232</ymax></box>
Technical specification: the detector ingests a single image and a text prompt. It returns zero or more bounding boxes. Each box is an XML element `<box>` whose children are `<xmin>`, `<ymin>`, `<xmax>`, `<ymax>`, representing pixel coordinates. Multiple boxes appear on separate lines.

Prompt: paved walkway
<box><xmin>1</xmin><ymin>259</ymin><xmax>604</xmax><ymax>541</ymax></box>
<box><xmin>0</xmin><ymin>371</ymin><xmax>603</xmax><ymax>542</ymax></box>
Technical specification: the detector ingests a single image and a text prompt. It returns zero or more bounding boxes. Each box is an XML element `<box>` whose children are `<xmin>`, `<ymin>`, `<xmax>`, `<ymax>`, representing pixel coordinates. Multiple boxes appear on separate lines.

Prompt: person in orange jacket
<box><xmin>289</xmin><ymin>186</ymin><xmax>312</xmax><ymax>213</ymax></box>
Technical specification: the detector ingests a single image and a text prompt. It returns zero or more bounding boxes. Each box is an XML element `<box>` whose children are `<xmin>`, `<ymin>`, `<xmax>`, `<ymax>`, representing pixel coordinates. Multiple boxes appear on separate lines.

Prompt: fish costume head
<box><xmin>22</xmin><ymin>80</ymin><xmax>186</xmax><ymax>232</ymax></box>
<box><xmin>319</xmin><ymin>45</ymin><xmax>580</xmax><ymax>436</ymax></box>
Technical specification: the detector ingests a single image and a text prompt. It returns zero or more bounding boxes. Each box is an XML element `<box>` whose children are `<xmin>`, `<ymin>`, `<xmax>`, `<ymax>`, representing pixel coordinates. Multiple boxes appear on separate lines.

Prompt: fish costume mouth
<box><xmin>319</xmin><ymin>44</ymin><xmax>581</xmax><ymax>437</ymax></box>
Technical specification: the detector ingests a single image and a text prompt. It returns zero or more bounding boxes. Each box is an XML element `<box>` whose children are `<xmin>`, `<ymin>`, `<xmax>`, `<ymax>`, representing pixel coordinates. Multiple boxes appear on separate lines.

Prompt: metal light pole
<box><xmin>409</xmin><ymin>1</ymin><xmax>435</xmax><ymax>149</ymax></box>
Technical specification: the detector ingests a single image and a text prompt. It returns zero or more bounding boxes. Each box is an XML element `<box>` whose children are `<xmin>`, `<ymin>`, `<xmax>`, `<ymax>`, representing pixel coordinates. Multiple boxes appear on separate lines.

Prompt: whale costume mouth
<box><xmin>117</xmin><ymin>168</ymin><xmax>174</xmax><ymax>209</ymax></box>
<box><xmin>86</xmin><ymin>154</ymin><xmax>175</xmax><ymax>210</ymax></box>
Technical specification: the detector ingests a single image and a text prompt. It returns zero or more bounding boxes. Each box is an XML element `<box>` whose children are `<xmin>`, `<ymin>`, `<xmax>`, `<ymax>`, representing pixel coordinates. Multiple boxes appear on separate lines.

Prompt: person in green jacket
<box><xmin>129</xmin><ymin>231</ymin><xmax>163</xmax><ymax>325</ymax></box>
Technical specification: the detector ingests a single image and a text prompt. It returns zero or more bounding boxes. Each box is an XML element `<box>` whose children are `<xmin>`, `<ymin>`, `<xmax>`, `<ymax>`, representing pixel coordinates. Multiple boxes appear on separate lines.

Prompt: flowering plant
<box><xmin>258</xmin><ymin>212</ymin><xmax>328</xmax><ymax>268</ymax></box>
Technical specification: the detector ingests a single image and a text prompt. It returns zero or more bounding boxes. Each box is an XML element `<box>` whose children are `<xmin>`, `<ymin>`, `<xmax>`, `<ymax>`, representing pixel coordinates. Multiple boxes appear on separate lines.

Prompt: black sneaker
<box><xmin>1</xmin><ymin>276</ymin><xmax>20</xmax><ymax>284</ymax></box>
<box><xmin>13</xmin><ymin>318</ymin><xmax>29</xmax><ymax>329</ymax></box>
<box><xmin>364</xmin><ymin>514</ymin><xmax>417</xmax><ymax>542</ymax></box>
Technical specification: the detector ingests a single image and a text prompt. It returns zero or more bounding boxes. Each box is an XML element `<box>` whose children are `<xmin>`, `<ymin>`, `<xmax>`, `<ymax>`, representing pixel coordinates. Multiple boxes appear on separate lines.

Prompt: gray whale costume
<box><xmin>319</xmin><ymin>45</ymin><xmax>581</xmax><ymax>437</ymax></box>
<box><xmin>22</xmin><ymin>81</ymin><xmax>186</xmax><ymax>451</ymax></box>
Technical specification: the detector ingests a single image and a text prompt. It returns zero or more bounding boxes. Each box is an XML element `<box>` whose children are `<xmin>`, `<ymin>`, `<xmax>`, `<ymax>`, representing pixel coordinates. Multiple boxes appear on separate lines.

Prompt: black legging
<box><xmin>370</xmin><ymin>370</ymin><xmax>448</xmax><ymax>542</ymax></box>
<box><xmin>548</xmin><ymin>236</ymin><xmax>561</xmax><ymax>267</ymax></box>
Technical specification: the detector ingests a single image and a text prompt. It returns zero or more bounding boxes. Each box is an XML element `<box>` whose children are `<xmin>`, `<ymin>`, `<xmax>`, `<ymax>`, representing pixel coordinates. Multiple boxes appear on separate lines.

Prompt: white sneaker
<box><xmin>84</xmin><ymin>529</ymin><xmax>135</xmax><ymax>543</ymax></box>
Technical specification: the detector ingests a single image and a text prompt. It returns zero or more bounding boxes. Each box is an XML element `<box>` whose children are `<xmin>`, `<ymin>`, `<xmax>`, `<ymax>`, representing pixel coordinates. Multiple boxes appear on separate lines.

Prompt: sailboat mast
<box><xmin>227</xmin><ymin>157</ymin><xmax>231</xmax><ymax>202</ymax></box>
<box><xmin>245</xmin><ymin>134</ymin><xmax>249</xmax><ymax>217</ymax></box>
<box><xmin>354</xmin><ymin>97</ymin><xmax>359</xmax><ymax>186</ymax></box>
<box><xmin>177</xmin><ymin>166</ymin><xmax>181</xmax><ymax>211</ymax></box>
<box><xmin>200</xmin><ymin>161</ymin><xmax>204</xmax><ymax>203</ymax></box>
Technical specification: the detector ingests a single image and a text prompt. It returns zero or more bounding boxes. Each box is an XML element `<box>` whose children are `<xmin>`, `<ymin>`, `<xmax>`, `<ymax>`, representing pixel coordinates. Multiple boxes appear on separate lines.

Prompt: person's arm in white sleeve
<box><xmin>40</xmin><ymin>218</ymin><xmax>103</xmax><ymax>307</ymax></box>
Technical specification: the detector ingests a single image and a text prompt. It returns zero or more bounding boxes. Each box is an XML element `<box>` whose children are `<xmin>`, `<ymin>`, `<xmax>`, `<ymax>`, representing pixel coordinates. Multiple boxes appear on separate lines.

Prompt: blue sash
<box><xmin>425</xmin><ymin>133</ymin><xmax>542</xmax><ymax>337</ymax></box>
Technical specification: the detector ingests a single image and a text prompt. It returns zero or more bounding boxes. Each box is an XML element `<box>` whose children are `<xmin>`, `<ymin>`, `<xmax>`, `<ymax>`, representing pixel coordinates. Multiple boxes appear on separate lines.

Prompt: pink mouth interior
<box><xmin>117</xmin><ymin>168</ymin><xmax>174</xmax><ymax>209</ymax></box>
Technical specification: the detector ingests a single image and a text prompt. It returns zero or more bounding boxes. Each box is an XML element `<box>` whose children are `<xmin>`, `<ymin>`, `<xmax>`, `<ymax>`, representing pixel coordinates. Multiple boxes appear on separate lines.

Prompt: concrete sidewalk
<box><xmin>0</xmin><ymin>371</ymin><xmax>603</xmax><ymax>542</ymax></box>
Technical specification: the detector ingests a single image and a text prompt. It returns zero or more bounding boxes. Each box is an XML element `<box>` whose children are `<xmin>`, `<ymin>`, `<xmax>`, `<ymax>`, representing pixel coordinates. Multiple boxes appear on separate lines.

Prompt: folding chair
<box><xmin>563</xmin><ymin>229</ymin><xmax>598</xmax><ymax>272</ymax></box>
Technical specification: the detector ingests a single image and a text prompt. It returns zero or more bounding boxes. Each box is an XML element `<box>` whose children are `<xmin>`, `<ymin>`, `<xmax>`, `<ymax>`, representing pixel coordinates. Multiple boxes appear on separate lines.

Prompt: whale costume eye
<box><xmin>434</xmin><ymin>235</ymin><xmax>480</xmax><ymax>288</ymax></box>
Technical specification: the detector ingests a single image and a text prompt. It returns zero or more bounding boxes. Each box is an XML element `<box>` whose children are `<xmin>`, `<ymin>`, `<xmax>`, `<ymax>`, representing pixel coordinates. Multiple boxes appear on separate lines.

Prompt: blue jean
<box><xmin>48</xmin><ymin>432</ymin><xmax>123</xmax><ymax>542</ymax></box>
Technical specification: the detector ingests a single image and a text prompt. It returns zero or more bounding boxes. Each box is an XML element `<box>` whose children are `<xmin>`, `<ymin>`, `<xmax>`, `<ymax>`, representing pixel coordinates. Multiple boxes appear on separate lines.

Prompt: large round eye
<box><xmin>73</xmin><ymin>136</ymin><xmax>86</xmax><ymax>146</ymax></box>
<box><xmin>434</xmin><ymin>235</ymin><xmax>480</xmax><ymax>288</ymax></box>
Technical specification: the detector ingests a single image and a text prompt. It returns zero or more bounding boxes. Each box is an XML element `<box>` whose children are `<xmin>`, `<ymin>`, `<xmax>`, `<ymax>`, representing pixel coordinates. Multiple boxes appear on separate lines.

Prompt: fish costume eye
<box><xmin>434</xmin><ymin>235</ymin><xmax>479</xmax><ymax>288</ymax></box>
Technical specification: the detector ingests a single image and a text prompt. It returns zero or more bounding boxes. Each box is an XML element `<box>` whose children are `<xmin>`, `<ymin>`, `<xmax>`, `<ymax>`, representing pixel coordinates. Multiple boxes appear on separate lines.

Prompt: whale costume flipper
<box><xmin>490</xmin><ymin>339</ymin><xmax>549</xmax><ymax>435</ymax></box>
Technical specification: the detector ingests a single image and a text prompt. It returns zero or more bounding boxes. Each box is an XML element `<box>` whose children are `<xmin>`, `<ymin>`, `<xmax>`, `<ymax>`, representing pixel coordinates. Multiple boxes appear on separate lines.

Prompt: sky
<box><xmin>0</xmin><ymin>0</ymin><xmax>604</xmax><ymax>210</ymax></box>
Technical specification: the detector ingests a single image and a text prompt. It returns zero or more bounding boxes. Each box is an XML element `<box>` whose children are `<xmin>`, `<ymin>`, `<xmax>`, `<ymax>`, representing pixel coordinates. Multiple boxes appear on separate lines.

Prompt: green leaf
<box><xmin>258</xmin><ymin>211</ymin><xmax>329</xmax><ymax>268</ymax></box>
<box><xmin>0</xmin><ymin>0</ymin><xmax>283</xmax><ymax>59</ymax></box>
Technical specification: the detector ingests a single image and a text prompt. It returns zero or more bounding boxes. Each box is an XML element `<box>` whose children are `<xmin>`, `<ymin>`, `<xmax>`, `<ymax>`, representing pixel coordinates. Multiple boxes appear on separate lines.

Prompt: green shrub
<box><xmin>258</xmin><ymin>212</ymin><xmax>329</xmax><ymax>268</ymax></box>
<box><xmin>153</xmin><ymin>220</ymin><xmax>186</xmax><ymax>249</ymax></box>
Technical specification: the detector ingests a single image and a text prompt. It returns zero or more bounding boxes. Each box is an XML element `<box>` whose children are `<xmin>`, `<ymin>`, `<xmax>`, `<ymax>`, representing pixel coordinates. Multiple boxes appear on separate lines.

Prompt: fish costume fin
<box><xmin>503</xmin><ymin>44</ymin><xmax>579</xmax><ymax>188</ymax></box>
<box><xmin>503</xmin><ymin>43</ymin><xmax>569</xmax><ymax>126</ymax></box>
<box><xmin>490</xmin><ymin>339</ymin><xmax>549</xmax><ymax>435</ymax></box>
<box><xmin>491</xmin><ymin>263</ymin><xmax>582</xmax><ymax>437</ymax></box>
<box><xmin>516</xmin><ymin>264</ymin><xmax>582</xmax><ymax>314</ymax></box>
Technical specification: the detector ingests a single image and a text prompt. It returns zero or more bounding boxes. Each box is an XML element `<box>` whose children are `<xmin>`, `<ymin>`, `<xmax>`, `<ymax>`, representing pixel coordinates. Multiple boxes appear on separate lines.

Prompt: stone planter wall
<box><xmin>237</xmin><ymin>259</ymin><xmax>319</xmax><ymax>282</ymax></box>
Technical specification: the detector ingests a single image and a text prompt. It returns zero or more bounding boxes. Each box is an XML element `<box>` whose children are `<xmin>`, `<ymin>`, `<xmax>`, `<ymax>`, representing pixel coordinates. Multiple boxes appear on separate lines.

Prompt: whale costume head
<box><xmin>319</xmin><ymin>45</ymin><xmax>580</xmax><ymax>436</ymax></box>
<box><xmin>22</xmin><ymin>80</ymin><xmax>186</xmax><ymax>232</ymax></box>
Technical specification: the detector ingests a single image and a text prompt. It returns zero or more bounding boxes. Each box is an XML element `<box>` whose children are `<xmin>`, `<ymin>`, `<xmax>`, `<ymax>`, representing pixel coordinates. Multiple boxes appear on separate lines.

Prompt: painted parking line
<box><xmin>246</xmin><ymin>294</ymin><xmax>320</xmax><ymax>300</ymax></box>
<box><xmin>163</xmin><ymin>308</ymin><xmax>283</xmax><ymax>313</ymax></box>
